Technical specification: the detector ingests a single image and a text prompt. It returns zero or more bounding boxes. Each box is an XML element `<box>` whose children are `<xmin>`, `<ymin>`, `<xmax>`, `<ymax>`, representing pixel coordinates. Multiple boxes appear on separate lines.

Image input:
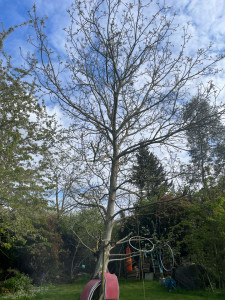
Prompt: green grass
<box><xmin>1</xmin><ymin>279</ymin><xmax>225</xmax><ymax>300</ymax></box>
<box><xmin>119</xmin><ymin>280</ymin><xmax>225</xmax><ymax>300</ymax></box>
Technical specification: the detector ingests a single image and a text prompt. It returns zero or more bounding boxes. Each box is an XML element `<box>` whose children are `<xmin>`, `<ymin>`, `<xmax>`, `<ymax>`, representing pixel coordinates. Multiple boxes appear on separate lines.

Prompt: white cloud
<box><xmin>46</xmin><ymin>104</ymin><xmax>71</xmax><ymax>128</ymax></box>
<box><xmin>168</xmin><ymin>0</ymin><xmax>225</xmax><ymax>45</ymax></box>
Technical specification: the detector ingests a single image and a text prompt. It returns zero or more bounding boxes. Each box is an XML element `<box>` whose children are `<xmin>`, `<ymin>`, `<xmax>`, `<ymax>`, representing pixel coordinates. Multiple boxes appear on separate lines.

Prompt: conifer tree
<box><xmin>131</xmin><ymin>144</ymin><xmax>169</xmax><ymax>200</ymax></box>
<box><xmin>183</xmin><ymin>96</ymin><xmax>225</xmax><ymax>187</ymax></box>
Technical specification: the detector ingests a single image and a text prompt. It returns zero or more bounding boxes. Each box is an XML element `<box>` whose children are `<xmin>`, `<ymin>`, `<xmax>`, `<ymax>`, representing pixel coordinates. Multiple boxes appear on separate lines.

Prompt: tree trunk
<box><xmin>93</xmin><ymin>154</ymin><xmax>119</xmax><ymax>278</ymax></box>
<box><xmin>93</xmin><ymin>220</ymin><xmax>114</xmax><ymax>278</ymax></box>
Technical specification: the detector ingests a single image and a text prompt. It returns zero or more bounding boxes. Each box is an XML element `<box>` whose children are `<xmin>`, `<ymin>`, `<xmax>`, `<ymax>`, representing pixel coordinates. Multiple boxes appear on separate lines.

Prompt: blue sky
<box><xmin>1</xmin><ymin>0</ymin><xmax>225</xmax><ymax>75</ymax></box>
<box><xmin>1</xmin><ymin>0</ymin><xmax>225</xmax><ymax>123</ymax></box>
<box><xmin>0</xmin><ymin>1</ymin><xmax>224</xmax><ymax>67</ymax></box>
<box><xmin>1</xmin><ymin>1</ymin><xmax>224</xmax><ymax>53</ymax></box>
<box><xmin>0</xmin><ymin>0</ymin><xmax>72</xmax><ymax>63</ymax></box>
<box><xmin>1</xmin><ymin>0</ymin><xmax>225</xmax><ymax>183</ymax></box>
<box><xmin>0</xmin><ymin>0</ymin><xmax>74</xmax><ymax>124</ymax></box>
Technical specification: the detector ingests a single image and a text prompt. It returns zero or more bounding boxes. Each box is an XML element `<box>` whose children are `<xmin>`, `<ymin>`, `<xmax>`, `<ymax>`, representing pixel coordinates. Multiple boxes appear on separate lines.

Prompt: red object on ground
<box><xmin>125</xmin><ymin>245</ymin><xmax>132</xmax><ymax>272</ymax></box>
<box><xmin>104</xmin><ymin>272</ymin><xmax>119</xmax><ymax>300</ymax></box>
<box><xmin>80</xmin><ymin>279</ymin><xmax>101</xmax><ymax>300</ymax></box>
<box><xmin>80</xmin><ymin>272</ymin><xmax>119</xmax><ymax>300</ymax></box>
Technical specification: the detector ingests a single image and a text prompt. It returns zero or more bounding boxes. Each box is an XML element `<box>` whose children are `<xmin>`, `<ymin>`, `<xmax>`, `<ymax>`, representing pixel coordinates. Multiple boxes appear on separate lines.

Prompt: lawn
<box><xmin>1</xmin><ymin>279</ymin><xmax>225</xmax><ymax>300</ymax></box>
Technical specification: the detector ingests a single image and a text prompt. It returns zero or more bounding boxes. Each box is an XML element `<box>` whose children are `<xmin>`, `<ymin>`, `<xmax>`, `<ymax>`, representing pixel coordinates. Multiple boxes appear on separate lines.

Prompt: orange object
<box><xmin>126</xmin><ymin>245</ymin><xmax>132</xmax><ymax>272</ymax></box>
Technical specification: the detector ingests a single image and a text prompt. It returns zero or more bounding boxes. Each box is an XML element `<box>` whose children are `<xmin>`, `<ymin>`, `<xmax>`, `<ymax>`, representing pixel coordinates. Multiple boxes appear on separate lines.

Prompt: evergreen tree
<box><xmin>131</xmin><ymin>144</ymin><xmax>169</xmax><ymax>200</ymax></box>
<box><xmin>183</xmin><ymin>97</ymin><xmax>225</xmax><ymax>187</ymax></box>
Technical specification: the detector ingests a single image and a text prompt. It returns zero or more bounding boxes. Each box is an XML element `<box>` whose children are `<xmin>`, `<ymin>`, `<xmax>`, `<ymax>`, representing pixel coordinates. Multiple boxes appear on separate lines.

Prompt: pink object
<box><xmin>80</xmin><ymin>273</ymin><xmax>119</xmax><ymax>300</ymax></box>
<box><xmin>104</xmin><ymin>273</ymin><xmax>119</xmax><ymax>300</ymax></box>
<box><xmin>80</xmin><ymin>279</ymin><xmax>101</xmax><ymax>300</ymax></box>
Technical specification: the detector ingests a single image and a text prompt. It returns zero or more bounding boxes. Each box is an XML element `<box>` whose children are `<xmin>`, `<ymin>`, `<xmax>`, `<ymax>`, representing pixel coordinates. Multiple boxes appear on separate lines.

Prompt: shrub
<box><xmin>2</xmin><ymin>273</ymin><xmax>32</xmax><ymax>294</ymax></box>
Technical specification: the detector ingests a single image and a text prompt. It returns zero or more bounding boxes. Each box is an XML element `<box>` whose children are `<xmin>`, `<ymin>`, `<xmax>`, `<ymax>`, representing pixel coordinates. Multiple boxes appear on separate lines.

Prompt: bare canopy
<box><xmin>26</xmin><ymin>0</ymin><xmax>225</xmax><ymax>277</ymax></box>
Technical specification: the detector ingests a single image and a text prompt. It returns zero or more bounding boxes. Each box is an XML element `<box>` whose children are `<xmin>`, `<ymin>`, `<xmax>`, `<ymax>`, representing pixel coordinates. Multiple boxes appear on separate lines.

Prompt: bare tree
<box><xmin>26</xmin><ymin>0</ymin><xmax>225</xmax><ymax>277</ymax></box>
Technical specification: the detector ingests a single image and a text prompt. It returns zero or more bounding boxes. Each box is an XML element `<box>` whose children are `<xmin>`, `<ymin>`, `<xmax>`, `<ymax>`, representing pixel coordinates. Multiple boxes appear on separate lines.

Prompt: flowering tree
<box><xmin>0</xmin><ymin>28</ymin><xmax>58</xmax><ymax>249</ymax></box>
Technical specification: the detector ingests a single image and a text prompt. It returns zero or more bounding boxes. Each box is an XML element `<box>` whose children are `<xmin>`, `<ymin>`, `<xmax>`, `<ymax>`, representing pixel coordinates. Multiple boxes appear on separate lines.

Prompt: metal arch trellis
<box><xmin>109</xmin><ymin>233</ymin><xmax>174</xmax><ymax>273</ymax></box>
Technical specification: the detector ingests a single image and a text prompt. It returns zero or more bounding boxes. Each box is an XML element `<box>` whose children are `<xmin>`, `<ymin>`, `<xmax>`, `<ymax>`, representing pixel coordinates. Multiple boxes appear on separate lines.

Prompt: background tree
<box><xmin>128</xmin><ymin>143</ymin><xmax>173</xmax><ymax>248</ymax></box>
<box><xmin>0</xmin><ymin>30</ymin><xmax>58</xmax><ymax>252</ymax></box>
<box><xmin>131</xmin><ymin>143</ymin><xmax>170</xmax><ymax>200</ymax></box>
<box><xmin>183</xmin><ymin>96</ymin><xmax>225</xmax><ymax>188</ymax></box>
<box><xmin>47</xmin><ymin>136</ymin><xmax>86</xmax><ymax>219</ymax></box>
<box><xmin>174</xmin><ymin>178</ymin><xmax>225</xmax><ymax>288</ymax></box>
<box><xmin>26</xmin><ymin>0</ymin><xmax>225</xmax><ymax>277</ymax></box>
